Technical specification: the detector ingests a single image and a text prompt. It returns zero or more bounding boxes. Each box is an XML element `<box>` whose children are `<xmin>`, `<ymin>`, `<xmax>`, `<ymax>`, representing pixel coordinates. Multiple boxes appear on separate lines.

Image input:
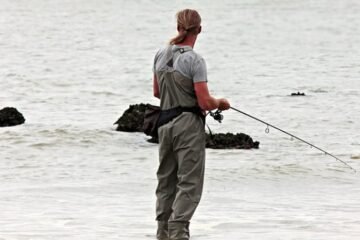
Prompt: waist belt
<box><xmin>157</xmin><ymin>106</ymin><xmax>205</xmax><ymax>128</ymax></box>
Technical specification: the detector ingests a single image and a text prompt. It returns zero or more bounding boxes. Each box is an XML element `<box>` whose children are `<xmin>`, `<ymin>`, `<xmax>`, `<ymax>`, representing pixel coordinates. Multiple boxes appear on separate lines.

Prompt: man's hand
<box><xmin>218</xmin><ymin>98</ymin><xmax>230</xmax><ymax>110</ymax></box>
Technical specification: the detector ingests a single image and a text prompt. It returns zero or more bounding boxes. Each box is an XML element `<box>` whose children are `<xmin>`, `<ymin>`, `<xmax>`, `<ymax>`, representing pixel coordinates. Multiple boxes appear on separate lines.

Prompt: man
<box><xmin>152</xmin><ymin>9</ymin><xmax>230</xmax><ymax>240</ymax></box>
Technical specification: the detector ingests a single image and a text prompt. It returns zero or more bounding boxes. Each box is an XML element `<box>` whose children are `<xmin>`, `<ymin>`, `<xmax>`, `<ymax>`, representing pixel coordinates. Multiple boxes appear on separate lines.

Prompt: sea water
<box><xmin>0</xmin><ymin>0</ymin><xmax>360</xmax><ymax>239</ymax></box>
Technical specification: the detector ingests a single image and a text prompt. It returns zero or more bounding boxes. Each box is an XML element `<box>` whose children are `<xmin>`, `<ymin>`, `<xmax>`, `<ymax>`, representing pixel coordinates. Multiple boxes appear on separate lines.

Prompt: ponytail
<box><xmin>170</xmin><ymin>30</ymin><xmax>188</xmax><ymax>45</ymax></box>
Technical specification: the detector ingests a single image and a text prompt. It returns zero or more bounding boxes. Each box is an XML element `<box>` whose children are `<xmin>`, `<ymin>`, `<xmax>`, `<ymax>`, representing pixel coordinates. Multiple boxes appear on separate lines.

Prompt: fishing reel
<box><xmin>209</xmin><ymin>109</ymin><xmax>224</xmax><ymax>123</ymax></box>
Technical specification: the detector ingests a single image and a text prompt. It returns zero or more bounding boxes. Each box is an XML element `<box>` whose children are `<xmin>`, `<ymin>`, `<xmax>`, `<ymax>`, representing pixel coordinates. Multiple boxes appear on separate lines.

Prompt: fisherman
<box><xmin>152</xmin><ymin>9</ymin><xmax>230</xmax><ymax>240</ymax></box>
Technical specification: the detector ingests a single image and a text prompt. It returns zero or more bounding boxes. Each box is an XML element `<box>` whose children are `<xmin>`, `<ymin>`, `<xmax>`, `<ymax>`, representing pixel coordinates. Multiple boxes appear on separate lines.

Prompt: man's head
<box><xmin>170</xmin><ymin>9</ymin><xmax>202</xmax><ymax>45</ymax></box>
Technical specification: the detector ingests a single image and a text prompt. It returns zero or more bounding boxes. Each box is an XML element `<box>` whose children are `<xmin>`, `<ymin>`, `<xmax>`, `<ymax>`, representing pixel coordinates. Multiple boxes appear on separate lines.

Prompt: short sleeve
<box><xmin>192</xmin><ymin>58</ymin><xmax>207</xmax><ymax>83</ymax></box>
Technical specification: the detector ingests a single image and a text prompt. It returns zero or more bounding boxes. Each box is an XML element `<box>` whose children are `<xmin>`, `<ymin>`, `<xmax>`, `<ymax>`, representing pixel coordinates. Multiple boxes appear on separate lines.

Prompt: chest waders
<box><xmin>155</xmin><ymin>46</ymin><xmax>206</xmax><ymax>240</ymax></box>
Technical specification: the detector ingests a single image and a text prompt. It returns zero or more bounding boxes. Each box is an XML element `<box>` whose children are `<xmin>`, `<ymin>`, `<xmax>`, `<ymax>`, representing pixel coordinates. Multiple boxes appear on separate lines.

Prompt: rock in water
<box><xmin>206</xmin><ymin>132</ymin><xmax>259</xmax><ymax>149</ymax></box>
<box><xmin>114</xmin><ymin>103</ymin><xmax>260</xmax><ymax>149</ymax></box>
<box><xmin>147</xmin><ymin>133</ymin><xmax>259</xmax><ymax>149</ymax></box>
<box><xmin>0</xmin><ymin>107</ymin><xmax>26</xmax><ymax>127</ymax></box>
<box><xmin>291</xmin><ymin>92</ymin><xmax>305</xmax><ymax>96</ymax></box>
<box><xmin>114</xmin><ymin>104</ymin><xmax>147</xmax><ymax>132</ymax></box>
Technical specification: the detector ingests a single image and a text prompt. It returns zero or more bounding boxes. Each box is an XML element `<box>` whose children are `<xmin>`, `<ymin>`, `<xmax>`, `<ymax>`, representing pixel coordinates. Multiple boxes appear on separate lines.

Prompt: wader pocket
<box><xmin>143</xmin><ymin>105</ymin><xmax>204</xmax><ymax>138</ymax></box>
<box><xmin>157</xmin><ymin>108</ymin><xmax>183</xmax><ymax>127</ymax></box>
<box><xmin>157</xmin><ymin>106</ymin><xmax>204</xmax><ymax>129</ymax></box>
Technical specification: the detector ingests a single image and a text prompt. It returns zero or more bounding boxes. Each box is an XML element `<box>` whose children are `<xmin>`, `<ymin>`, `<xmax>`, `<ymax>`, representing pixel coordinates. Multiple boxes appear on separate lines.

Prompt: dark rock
<box><xmin>115</xmin><ymin>104</ymin><xmax>259</xmax><ymax>149</ymax></box>
<box><xmin>206</xmin><ymin>132</ymin><xmax>259</xmax><ymax>149</ymax></box>
<box><xmin>147</xmin><ymin>133</ymin><xmax>259</xmax><ymax>149</ymax></box>
<box><xmin>114</xmin><ymin>104</ymin><xmax>147</xmax><ymax>132</ymax></box>
<box><xmin>291</xmin><ymin>92</ymin><xmax>305</xmax><ymax>96</ymax></box>
<box><xmin>0</xmin><ymin>107</ymin><xmax>26</xmax><ymax>127</ymax></box>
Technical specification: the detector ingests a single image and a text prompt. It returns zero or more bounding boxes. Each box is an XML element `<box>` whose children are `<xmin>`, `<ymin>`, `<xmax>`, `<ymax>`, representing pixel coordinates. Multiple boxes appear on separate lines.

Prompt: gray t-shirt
<box><xmin>153</xmin><ymin>45</ymin><xmax>207</xmax><ymax>83</ymax></box>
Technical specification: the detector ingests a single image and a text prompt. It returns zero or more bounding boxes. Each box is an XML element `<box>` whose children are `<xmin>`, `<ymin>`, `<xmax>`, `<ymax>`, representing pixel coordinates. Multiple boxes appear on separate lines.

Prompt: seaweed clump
<box><xmin>206</xmin><ymin>132</ymin><xmax>259</xmax><ymax>149</ymax></box>
<box><xmin>114</xmin><ymin>103</ymin><xmax>147</xmax><ymax>132</ymax></box>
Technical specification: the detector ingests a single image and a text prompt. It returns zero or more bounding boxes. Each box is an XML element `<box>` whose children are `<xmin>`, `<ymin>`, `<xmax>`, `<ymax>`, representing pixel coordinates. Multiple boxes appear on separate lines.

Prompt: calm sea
<box><xmin>1</xmin><ymin>0</ymin><xmax>359</xmax><ymax>239</ymax></box>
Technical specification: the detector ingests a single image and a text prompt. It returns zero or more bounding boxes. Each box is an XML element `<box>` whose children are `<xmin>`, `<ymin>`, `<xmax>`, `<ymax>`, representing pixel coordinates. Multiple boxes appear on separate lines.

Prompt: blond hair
<box><xmin>169</xmin><ymin>9</ymin><xmax>202</xmax><ymax>45</ymax></box>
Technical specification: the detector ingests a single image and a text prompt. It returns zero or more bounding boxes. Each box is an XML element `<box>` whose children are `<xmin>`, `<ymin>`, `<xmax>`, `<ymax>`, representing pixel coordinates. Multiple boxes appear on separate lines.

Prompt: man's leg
<box><xmin>168</xmin><ymin>115</ymin><xmax>206</xmax><ymax>239</ymax></box>
<box><xmin>156</xmin><ymin>126</ymin><xmax>178</xmax><ymax>239</ymax></box>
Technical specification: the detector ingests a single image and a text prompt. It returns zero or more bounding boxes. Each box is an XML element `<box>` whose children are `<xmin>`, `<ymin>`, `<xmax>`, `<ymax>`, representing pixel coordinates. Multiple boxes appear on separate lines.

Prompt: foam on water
<box><xmin>1</xmin><ymin>0</ymin><xmax>360</xmax><ymax>239</ymax></box>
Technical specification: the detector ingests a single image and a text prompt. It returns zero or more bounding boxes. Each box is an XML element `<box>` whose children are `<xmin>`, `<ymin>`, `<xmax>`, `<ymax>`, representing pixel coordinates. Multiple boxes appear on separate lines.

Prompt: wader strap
<box><xmin>166</xmin><ymin>47</ymin><xmax>191</xmax><ymax>67</ymax></box>
<box><xmin>158</xmin><ymin>46</ymin><xmax>200</xmax><ymax>129</ymax></box>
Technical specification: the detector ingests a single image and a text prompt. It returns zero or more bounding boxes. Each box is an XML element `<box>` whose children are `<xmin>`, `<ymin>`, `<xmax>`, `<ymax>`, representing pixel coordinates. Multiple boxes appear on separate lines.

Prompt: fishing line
<box><xmin>213</xmin><ymin>106</ymin><xmax>356</xmax><ymax>173</ymax></box>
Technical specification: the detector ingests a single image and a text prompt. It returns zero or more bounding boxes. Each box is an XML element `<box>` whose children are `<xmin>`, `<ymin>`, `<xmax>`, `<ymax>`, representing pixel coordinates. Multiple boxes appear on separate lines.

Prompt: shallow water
<box><xmin>1</xmin><ymin>0</ymin><xmax>360</xmax><ymax>239</ymax></box>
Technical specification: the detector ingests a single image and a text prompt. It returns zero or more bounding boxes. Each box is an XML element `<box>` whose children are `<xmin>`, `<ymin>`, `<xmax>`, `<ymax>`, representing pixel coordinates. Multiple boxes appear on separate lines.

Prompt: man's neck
<box><xmin>176</xmin><ymin>35</ymin><xmax>197</xmax><ymax>48</ymax></box>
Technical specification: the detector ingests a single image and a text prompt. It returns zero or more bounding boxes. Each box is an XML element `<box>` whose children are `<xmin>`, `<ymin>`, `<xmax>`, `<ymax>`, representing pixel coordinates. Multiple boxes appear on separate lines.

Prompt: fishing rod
<box><xmin>209</xmin><ymin>107</ymin><xmax>356</xmax><ymax>173</ymax></box>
